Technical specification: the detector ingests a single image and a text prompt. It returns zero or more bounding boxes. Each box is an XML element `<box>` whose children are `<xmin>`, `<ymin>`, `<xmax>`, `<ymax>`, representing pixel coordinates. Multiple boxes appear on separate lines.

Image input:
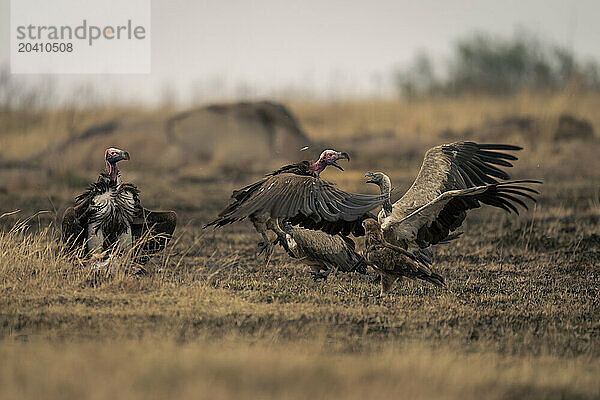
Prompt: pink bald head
<box><xmin>104</xmin><ymin>147</ymin><xmax>130</xmax><ymax>181</ymax></box>
<box><xmin>309</xmin><ymin>149</ymin><xmax>350</xmax><ymax>175</ymax></box>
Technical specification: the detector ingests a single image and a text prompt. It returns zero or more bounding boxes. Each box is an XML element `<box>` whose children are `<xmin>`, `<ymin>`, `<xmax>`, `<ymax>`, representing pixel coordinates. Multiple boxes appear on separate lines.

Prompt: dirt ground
<box><xmin>1</xmin><ymin>95</ymin><xmax>599</xmax><ymax>399</ymax></box>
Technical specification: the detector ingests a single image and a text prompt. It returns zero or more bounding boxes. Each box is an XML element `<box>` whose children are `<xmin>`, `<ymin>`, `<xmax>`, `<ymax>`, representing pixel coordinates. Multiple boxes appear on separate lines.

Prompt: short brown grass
<box><xmin>1</xmin><ymin>92</ymin><xmax>600</xmax><ymax>399</ymax></box>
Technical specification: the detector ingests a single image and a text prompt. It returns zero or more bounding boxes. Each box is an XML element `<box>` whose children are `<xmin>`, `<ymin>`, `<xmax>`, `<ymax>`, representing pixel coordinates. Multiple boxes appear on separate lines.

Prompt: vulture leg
<box><xmin>111</xmin><ymin>226</ymin><xmax>134</xmax><ymax>274</ymax></box>
<box><xmin>251</xmin><ymin>215</ymin><xmax>273</xmax><ymax>258</ymax></box>
<box><xmin>116</xmin><ymin>226</ymin><xmax>133</xmax><ymax>252</ymax></box>
<box><xmin>380</xmin><ymin>275</ymin><xmax>398</xmax><ymax>295</ymax></box>
<box><xmin>87</xmin><ymin>223</ymin><xmax>104</xmax><ymax>256</ymax></box>
<box><xmin>269</xmin><ymin>219</ymin><xmax>294</xmax><ymax>256</ymax></box>
<box><xmin>87</xmin><ymin>222</ymin><xmax>107</xmax><ymax>271</ymax></box>
<box><xmin>306</xmin><ymin>260</ymin><xmax>332</xmax><ymax>281</ymax></box>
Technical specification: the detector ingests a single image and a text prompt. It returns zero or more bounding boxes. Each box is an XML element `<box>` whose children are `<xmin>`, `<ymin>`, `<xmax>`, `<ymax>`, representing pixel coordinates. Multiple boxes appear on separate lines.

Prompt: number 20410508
<box><xmin>18</xmin><ymin>42</ymin><xmax>73</xmax><ymax>52</ymax></box>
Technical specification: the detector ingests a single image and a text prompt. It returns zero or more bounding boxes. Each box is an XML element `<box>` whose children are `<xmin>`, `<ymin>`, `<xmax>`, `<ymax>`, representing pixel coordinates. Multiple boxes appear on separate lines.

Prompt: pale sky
<box><xmin>1</xmin><ymin>0</ymin><xmax>599</xmax><ymax>104</ymax></box>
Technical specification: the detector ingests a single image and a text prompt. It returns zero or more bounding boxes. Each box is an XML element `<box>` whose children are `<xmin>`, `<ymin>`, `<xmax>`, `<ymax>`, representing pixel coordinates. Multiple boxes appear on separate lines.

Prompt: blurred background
<box><xmin>0</xmin><ymin>0</ymin><xmax>599</xmax><ymax>216</ymax></box>
<box><xmin>2</xmin><ymin>0</ymin><xmax>600</xmax><ymax>103</ymax></box>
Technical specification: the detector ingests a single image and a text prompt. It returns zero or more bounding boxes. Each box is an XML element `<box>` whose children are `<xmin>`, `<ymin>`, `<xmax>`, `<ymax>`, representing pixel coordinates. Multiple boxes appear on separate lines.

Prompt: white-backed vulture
<box><xmin>363</xmin><ymin>219</ymin><xmax>445</xmax><ymax>295</ymax></box>
<box><xmin>205</xmin><ymin>149</ymin><xmax>387</xmax><ymax>256</ymax></box>
<box><xmin>273</xmin><ymin>220</ymin><xmax>367</xmax><ymax>280</ymax></box>
<box><xmin>62</xmin><ymin>147</ymin><xmax>177</xmax><ymax>271</ymax></box>
<box><xmin>365</xmin><ymin>142</ymin><xmax>540</xmax><ymax>251</ymax></box>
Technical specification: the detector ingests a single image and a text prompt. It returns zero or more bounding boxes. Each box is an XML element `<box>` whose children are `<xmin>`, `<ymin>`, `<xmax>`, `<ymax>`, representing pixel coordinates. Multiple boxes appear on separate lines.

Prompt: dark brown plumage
<box><xmin>266</xmin><ymin>160</ymin><xmax>317</xmax><ymax>177</ymax></box>
<box><xmin>274</xmin><ymin>221</ymin><xmax>367</xmax><ymax>280</ymax></box>
<box><xmin>363</xmin><ymin>219</ymin><xmax>445</xmax><ymax>295</ymax></box>
<box><xmin>205</xmin><ymin>150</ymin><xmax>387</xmax><ymax>256</ymax></box>
<box><xmin>62</xmin><ymin>148</ymin><xmax>177</xmax><ymax>267</ymax></box>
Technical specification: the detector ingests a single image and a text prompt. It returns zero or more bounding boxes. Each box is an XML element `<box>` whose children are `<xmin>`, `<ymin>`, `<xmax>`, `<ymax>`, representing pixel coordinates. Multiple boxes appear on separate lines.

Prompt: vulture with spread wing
<box><xmin>364</xmin><ymin>141</ymin><xmax>541</xmax><ymax>292</ymax></box>
<box><xmin>365</xmin><ymin>142</ymin><xmax>540</xmax><ymax>250</ymax></box>
<box><xmin>205</xmin><ymin>150</ymin><xmax>387</xmax><ymax>256</ymax></box>
<box><xmin>62</xmin><ymin>147</ymin><xmax>177</xmax><ymax>270</ymax></box>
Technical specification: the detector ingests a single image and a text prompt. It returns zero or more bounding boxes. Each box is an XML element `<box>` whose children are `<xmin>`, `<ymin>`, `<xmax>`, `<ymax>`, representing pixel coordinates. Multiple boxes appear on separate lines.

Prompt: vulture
<box><xmin>205</xmin><ymin>149</ymin><xmax>387</xmax><ymax>256</ymax></box>
<box><xmin>62</xmin><ymin>147</ymin><xmax>177</xmax><ymax>270</ymax></box>
<box><xmin>365</xmin><ymin>142</ymin><xmax>541</xmax><ymax>250</ymax></box>
<box><xmin>363</xmin><ymin>141</ymin><xmax>541</xmax><ymax>292</ymax></box>
<box><xmin>273</xmin><ymin>220</ymin><xmax>367</xmax><ymax>280</ymax></box>
<box><xmin>363</xmin><ymin>218</ymin><xmax>445</xmax><ymax>295</ymax></box>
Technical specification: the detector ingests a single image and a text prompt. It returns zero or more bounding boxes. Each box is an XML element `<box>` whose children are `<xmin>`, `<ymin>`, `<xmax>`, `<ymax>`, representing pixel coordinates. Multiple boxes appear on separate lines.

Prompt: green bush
<box><xmin>396</xmin><ymin>31</ymin><xmax>600</xmax><ymax>98</ymax></box>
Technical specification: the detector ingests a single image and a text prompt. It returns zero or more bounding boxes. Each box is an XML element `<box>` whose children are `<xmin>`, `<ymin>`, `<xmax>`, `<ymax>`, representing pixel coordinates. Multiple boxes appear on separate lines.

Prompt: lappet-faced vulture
<box><xmin>205</xmin><ymin>150</ymin><xmax>387</xmax><ymax>256</ymax></box>
<box><xmin>62</xmin><ymin>147</ymin><xmax>177</xmax><ymax>271</ymax></box>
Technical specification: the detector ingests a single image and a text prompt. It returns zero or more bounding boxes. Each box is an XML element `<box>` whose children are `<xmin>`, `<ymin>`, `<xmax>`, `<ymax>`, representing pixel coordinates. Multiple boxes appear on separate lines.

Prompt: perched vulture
<box><xmin>62</xmin><ymin>147</ymin><xmax>177</xmax><ymax>269</ymax></box>
<box><xmin>365</xmin><ymin>142</ymin><xmax>541</xmax><ymax>252</ymax></box>
<box><xmin>363</xmin><ymin>219</ymin><xmax>445</xmax><ymax>295</ymax></box>
<box><xmin>205</xmin><ymin>149</ymin><xmax>387</xmax><ymax>256</ymax></box>
<box><xmin>273</xmin><ymin>220</ymin><xmax>367</xmax><ymax>280</ymax></box>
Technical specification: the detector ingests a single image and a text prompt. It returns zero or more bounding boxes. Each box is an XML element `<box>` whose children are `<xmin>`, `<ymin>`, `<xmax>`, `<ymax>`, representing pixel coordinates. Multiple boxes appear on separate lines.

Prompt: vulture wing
<box><xmin>130</xmin><ymin>209</ymin><xmax>177</xmax><ymax>264</ymax></box>
<box><xmin>382</xmin><ymin>180</ymin><xmax>541</xmax><ymax>248</ymax></box>
<box><xmin>391</xmin><ymin>141</ymin><xmax>523</xmax><ymax>215</ymax></box>
<box><xmin>62</xmin><ymin>206</ymin><xmax>86</xmax><ymax>252</ymax></box>
<box><xmin>61</xmin><ymin>183</ymin><xmax>104</xmax><ymax>253</ymax></box>
<box><xmin>206</xmin><ymin>173</ymin><xmax>387</xmax><ymax>236</ymax></box>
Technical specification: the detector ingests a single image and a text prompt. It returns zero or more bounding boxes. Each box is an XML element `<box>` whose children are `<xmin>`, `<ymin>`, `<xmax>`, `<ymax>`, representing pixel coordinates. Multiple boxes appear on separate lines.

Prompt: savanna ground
<box><xmin>1</xmin><ymin>91</ymin><xmax>599</xmax><ymax>399</ymax></box>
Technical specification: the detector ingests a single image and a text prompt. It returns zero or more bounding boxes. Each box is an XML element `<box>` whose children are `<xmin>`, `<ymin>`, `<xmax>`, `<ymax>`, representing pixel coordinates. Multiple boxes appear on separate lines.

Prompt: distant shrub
<box><xmin>396</xmin><ymin>31</ymin><xmax>600</xmax><ymax>98</ymax></box>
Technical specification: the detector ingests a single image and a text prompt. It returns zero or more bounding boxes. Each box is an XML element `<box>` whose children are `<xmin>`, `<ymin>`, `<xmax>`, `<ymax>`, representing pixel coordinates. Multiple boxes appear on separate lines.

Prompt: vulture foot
<box><xmin>257</xmin><ymin>240</ymin><xmax>273</xmax><ymax>257</ymax></box>
<box><xmin>89</xmin><ymin>257</ymin><xmax>111</xmax><ymax>272</ymax></box>
<box><xmin>370</xmin><ymin>273</ymin><xmax>381</xmax><ymax>284</ymax></box>
<box><xmin>128</xmin><ymin>265</ymin><xmax>148</xmax><ymax>276</ymax></box>
<box><xmin>310</xmin><ymin>269</ymin><xmax>331</xmax><ymax>281</ymax></box>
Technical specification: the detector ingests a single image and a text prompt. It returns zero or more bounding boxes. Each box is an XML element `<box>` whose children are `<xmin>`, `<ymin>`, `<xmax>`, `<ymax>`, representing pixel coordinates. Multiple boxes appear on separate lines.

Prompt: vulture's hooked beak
<box><xmin>330</xmin><ymin>151</ymin><xmax>350</xmax><ymax>171</ymax></box>
<box><xmin>106</xmin><ymin>148</ymin><xmax>130</xmax><ymax>164</ymax></box>
<box><xmin>365</xmin><ymin>172</ymin><xmax>377</xmax><ymax>184</ymax></box>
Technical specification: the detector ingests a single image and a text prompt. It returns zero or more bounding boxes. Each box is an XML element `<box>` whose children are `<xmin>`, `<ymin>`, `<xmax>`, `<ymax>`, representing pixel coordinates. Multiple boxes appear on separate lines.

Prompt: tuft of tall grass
<box><xmin>0</xmin><ymin>211</ymin><xmax>83</xmax><ymax>290</ymax></box>
<box><xmin>0</xmin><ymin>211</ymin><xmax>185</xmax><ymax>291</ymax></box>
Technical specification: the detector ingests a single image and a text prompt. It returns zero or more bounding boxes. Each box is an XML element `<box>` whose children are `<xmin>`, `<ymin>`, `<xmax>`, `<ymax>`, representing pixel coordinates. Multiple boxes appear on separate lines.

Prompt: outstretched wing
<box><xmin>391</xmin><ymin>142</ymin><xmax>523</xmax><ymax>217</ymax></box>
<box><xmin>205</xmin><ymin>173</ymin><xmax>387</xmax><ymax>236</ymax></box>
<box><xmin>383</xmin><ymin>180</ymin><xmax>541</xmax><ymax>248</ymax></box>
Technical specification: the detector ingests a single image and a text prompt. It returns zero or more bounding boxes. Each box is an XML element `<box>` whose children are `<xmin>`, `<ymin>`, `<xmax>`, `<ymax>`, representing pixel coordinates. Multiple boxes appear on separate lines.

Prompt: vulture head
<box><xmin>365</xmin><ymin>172</ymin><xmax>393</xmax><ymax>213</ymax></box>
<box><xmin>311</xmin><ymin>150</ymin><xmax>350</xmax><ymax>174</ymax></box>
<box><xmin>362</xmin><ymin>218</ymin><xmax>384</xmax><ymax>243</ymax></box>
<box><xmin>105</xmin><ymin>147</ymin><xmax>130</xmax><ymax>181</ymax></box>
<box><xmin>365</xmin><ymin>172</ymin><xmax>390</xmax><ymax>188</ymax></box>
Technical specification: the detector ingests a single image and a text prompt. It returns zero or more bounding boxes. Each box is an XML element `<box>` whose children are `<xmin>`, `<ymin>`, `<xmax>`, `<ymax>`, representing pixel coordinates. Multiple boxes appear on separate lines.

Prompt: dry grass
<box><xmin>1</xmin><ymin>176</ymin><xmax>599</xmax><ymax>398</ymax></box>
<box><xmin>1</xmin><ymin>339</ymin><xmax>598</xmax><ymax>400</ymax></box>
<box><xmin>1</xmin><ymin>92</ymin><xmax>600</xmax><ymax>398</ymax></box>
<box><xmin>290</xmin><ymin>88</ymin><xmax>600</xmax><ymax>141</ymax></box>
